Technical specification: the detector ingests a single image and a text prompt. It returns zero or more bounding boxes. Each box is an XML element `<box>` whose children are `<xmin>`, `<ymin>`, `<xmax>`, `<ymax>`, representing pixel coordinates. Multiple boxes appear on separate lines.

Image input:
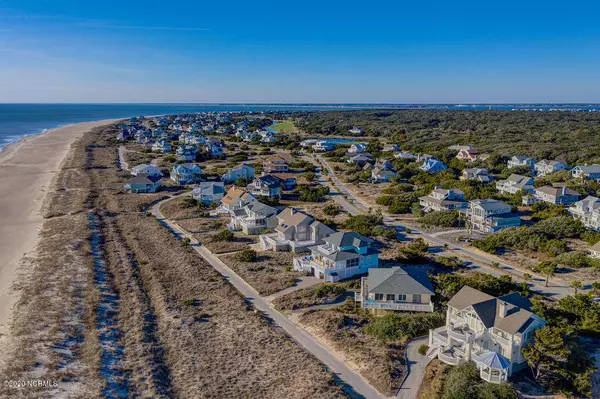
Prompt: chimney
<box><xmin>499</xmin><ymin>301</ymin><xmax>508</xmax><ymax>318</ymax></box>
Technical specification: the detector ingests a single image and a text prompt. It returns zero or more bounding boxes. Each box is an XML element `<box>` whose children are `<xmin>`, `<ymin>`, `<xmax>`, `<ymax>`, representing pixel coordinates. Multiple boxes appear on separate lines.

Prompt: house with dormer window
<box><xmin>293</xmin><ymin>232</ymin><xmax>379</xmax><ymax>282</ymax></box>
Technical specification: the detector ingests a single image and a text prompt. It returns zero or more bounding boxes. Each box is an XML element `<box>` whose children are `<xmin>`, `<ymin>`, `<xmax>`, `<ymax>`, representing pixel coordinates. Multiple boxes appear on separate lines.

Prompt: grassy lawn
<box><xmin>271</xmin><ymin>120</ymin><xmax>297</xmax><ymax>133</ymax></box>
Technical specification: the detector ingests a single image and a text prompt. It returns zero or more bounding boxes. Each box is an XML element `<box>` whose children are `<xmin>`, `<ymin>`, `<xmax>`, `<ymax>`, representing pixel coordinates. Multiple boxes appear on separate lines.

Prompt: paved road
<box><xmin>314</xmin><ymin>155</ymin><xmax>572</xmax><ymax>300</ymax></box>
<box><xmin>397</xmin><ymin>336</ymin><xmax>429</xmax><ymax>399</ymax></box>
<box><xmin>150</xmin><ymin>198</ymin><xmax>386</xmax><ymax>399</ymax></box>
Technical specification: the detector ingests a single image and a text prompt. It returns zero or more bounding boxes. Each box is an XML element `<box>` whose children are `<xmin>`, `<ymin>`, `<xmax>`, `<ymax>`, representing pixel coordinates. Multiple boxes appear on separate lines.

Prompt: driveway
<box><xmin>397</xmin><ymin>336</ymin><xmax>429</xmax><ymax>399</ymax></box>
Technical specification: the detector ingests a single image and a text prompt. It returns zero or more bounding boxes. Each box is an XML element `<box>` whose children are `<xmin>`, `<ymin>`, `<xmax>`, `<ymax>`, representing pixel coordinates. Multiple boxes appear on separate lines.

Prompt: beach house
<box><xmin>263</xmin><ymin>156</ymin><xmax>289</xmax><ymax>173</ymax></box>
<box><xmin>355</xmin><ymin>267</ymin><xmax>435</xmax><ymax>314</ymax></box>
<box><xmin>428</xmin><ymin>286</ymin><xmax>546</xmax><ymax>383</ymax></box>
<box><xmin>568</xmin><ymin>196</ymin><xmax>600</xmax><ymax>231</ymax></box>
<box><xmin>461</xmin><ymin>168</ymin><xmax>493</xmax><ymax>184</ymax></box>
<box><xmin>227</xmin><ymin>201</ymin><xmax>279</xmax><ymax>235</ymax></box>
<box><xmin>152</xmin><ymin>139</ymin><xmax>172</xmax><ymax>153</ymax></box>
<box><xmin>176</xmin><ymin>145</ymin><xmax>198</xmax><ymax>162</ymax></box>
<box><xmin>170</xmin><ymin>164</ymin><xmax>203</xmax><ymax>185</ymax></box>
<box><xmin>293</xmin><ymin>232</ymin><xmax>379</xmax><ymax>282</ymax></box>
<box><xmin>124</xmin><ymin>173</ymin><xmax>162</xmax><ymax>193</ymax></box>
<box><xmin>419</xmin><ymin>159</ymin><xmax>447</xmax><ymax>173</ymax></box>
<box><xmin>131</xmin><ymin>164</ymin><xmax>162</xmax><ymax>177</ymax></box>
<box><xmin>249</xmin><ymin>174</ymin><xmax>282</xmax><ymax>198</ymax></box>
<box><xmin>191</xmin><ymin>182</ymin><xmax>225</xmax><ymax>205</ymax></box>
<box><xmin>203</xmin><ymin>139</ymin><xmax>224</xmax><ymax>157</ymax></box>
<box><xmin>507</xmin><ymin>156</ymin><xmax>536</xmax><ymax>169</ymax></box>
<box><xmin>312</xmin><ymin>140</ymin><xmax>336</xmax><ymax>152</ymax></box>
<box><xmin>419</xmin><ymin>187</ymin><xmax>468</xmax><ymax>213</ymax></box>
<box><xmin>259</xmin><ymin>207</ymin><xmax>335</xmax><ymax>252</ymax></box>
<box><xmin>534</xmin><ymin>160</ymin><xmax>569</xmax><ymax>177</ymax></box>
<box><xmin>221</xmin><ymin>164</ymin><xmax>255</xmax><ymax>183</ymax></box>
<box><xmin>219</xmin><ymin>186</ymin><xmax>257</xmax><ymax>214</ymax></box>
<box><xmin>348</xmin><ymin>126</ymin><xmax>364</xmax><ymax>135</ymax></box>
<box><xmin>571</xmin><ymin>164</ymin><xmax>600</xmax><ymax>180</ymax></box>
<box><xmin>496</xmin><ymin>174</ymin><xmax>535</xmax><ymax>195</ymax></box>
<box><xmin>528</xmin><ymin>186</ymin><xmax>579</xmax><ymax>206</ymax></box>
<box><xmin>348</xmin><ymin>143</ymin><xmax>367</xmax><ymax>154</ymax></box>
<box><xmin>463</xmin><ymin>199</ymin><xmax>520</xmax><ymax>233</ymax></box>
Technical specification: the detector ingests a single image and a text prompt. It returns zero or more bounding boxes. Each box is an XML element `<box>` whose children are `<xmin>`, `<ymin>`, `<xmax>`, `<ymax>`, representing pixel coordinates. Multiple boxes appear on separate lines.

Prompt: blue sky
<box><xmin>1</xmin><ymin>0</ymin><xmax>599</xmax><ymax>103</ymax></box>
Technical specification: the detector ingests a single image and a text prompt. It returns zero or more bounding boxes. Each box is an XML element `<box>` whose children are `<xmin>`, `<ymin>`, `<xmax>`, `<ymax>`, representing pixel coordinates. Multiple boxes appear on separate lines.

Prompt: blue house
<box><xmin>419</xmin><ymin>159</ymin><xmax>448</xmax><ymax>173</ymax></box>
<box><xmin>170</xmin><ymin>164</ymin><xmax>203</xmax><ymax>185</ymax></box>
<box><xmin>124</xmin><ymin>173</ymin><xmax>162</xmax><ymax>193</ymax></box>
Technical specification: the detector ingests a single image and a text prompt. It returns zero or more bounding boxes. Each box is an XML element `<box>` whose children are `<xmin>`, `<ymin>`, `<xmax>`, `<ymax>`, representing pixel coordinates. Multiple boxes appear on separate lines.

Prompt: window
<box><xmin>398</xmin><ymin>294</ymin><xmax>406</xmax><ymax>301</ymax></box>
<box><xmin>386</xmin><ymin>294</ymin><xmax>395</xmax><ymax>301</ymax></box>
<box><xmin>375</xmin><ymin>294</ymin><xmax>383</xmax><ymax>301</ymax></box>
<box><xmin>413</xmin><ymin>294</ymin><xmax>421</xmax><ymax>303</ymax></box>
<box><xmin>346</xmin><ymin>258</ymin><xmax>359</xmax><ymax>268</ymax></box>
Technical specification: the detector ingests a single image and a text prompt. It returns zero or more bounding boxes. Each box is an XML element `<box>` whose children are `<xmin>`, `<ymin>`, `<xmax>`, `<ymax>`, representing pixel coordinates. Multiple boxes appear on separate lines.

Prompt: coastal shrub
<box><xmin>314</xmin><ymin>284</ymin><xmax>346</xmax><ymax>298</ymax></box>
<box><xmin>442</xmin><ymin>363</ymin><xmax>518</xmax><ymax>399</ymax></box>
<box><xmin>344</xmin><ymin>213</ymin><xmax>383</xmax><ymax>236</ymax></box>
<box><xmin>531</xmin><ymin>216</ymin><xmax>584</xmax><ymax>239</ymax></box>
<box><xmin>554</xmin><ymin>251</ymin><xmax>591</xmax><ymax>268</ymax></box>
<box><xmin>388</xmin><ymin>201</ymin><xmax>410</xmax><ymax>214</ymax></box>
<box><xmin>581</xmin><ymin>230</ymin><xmax>600</xmax><ymax>245</ymax></box>
<box><xmin>236</xmin><ymin>249</ymin><xmax>258</xmax><ymax>262</ymax></box>
<box><xmin>375</xmin><ymin>196</ymin><xmax>394</xmax><ymax>206</ymax></box>
<box><xmin>433</xmin><ymin>273</ymin><xmax>520</xmax><ymax>300</ymax></box>
<box><xmin>323</xmin><ymin>204</ymin><xmax>341</xmax><ymax>216</ymax></box>
<box><xmin>434</xmin><ymin>256</ymin><xmax>466</xmax><ymax>270</ymax></box>
<box><xmin>303</xmin><ymin>171</ymin><xmax>316</xmax><ymax>182</ymax></box>
<box><xmin>298</xmin><ymin>186</ymin><xmax>329</xmax><ymax>202</ymax></box>
<box><xmin>419</xmin><ymin>211</ymin><xmax>459</xmax><ymax>228</ymax></box>
<box><xmin>212</xmin><ymin>229</ymin><xmax>234</xmax><ymax>242</ymax></box>
<box><xmin>373</xmin><ymin>226</ymin><xmax>397</xmax><ymax>240</ymax></box>
<box><xmin>418</xmin><ymin>344</ymin><xmax>429</xmax><ymax>356</ymax></box>
<box><xmin>363</xmin><ymin>313</ymin><xmax>445</xmax><ymax>343</ymax></box>
<box><xmin>398</xmin><ymin>238</ymin><xmax>429</xmax><ymax>263</ymax></box>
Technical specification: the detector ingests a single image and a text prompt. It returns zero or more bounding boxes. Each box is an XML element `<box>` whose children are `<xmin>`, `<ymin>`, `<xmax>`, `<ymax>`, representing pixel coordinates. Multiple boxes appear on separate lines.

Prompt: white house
<box><xmin>131</xmin><ymin>164</ymin><xmax>162</xmax><ymax>177</ymax></box>
<box><xmin>568</xmin><ymin>196</ymin><xmax>600</xmax><ymax>231</ymax></box>
<box><xmin>383</xmin><ymin>144</ymin><xmax>401</xmax><ymax>152</ymax></box>
<box><xmin>313</xmin><ymin>140</ymin><xmax>336</xmax><ymax>152</ymax></box>
<box><xmin>260</xmin><ymin>207</ymin><xmax>335</xmax><ymax>253</ymax></box>
<box><xmin>176</xmin><ymin>145</ymin><xmax>198</xmax><ymax>162</ymax></box>
<box><xmin>152</xmin><ymin>139</ymin><xmax>172</xmax><ymax>153</ymax></box>
<box><xmin>219</xmin><ymin>186</ymin><xmax>257</xmax><ymax>214</ymax></box>
<box><xmin>227</xmin><ymin>201</ymin><xmax>279</xmax><ymax>235</ymax></box>
<box><xmin>463</xmin><ymin>199</ymin><xmax>520</xmax><ymax>233</ymax></box>
<box><xmin>294</xmin><ymin>232</ymin><xmax>379</xmax><ymax>282</ymax></box>
<box><xmin>203</xmin><ymin>139</ymin><xmax>224</xmax><ymax>157</ymax></box>
<box><xmin>507</xmin><ymin>156</ymin><xmax>536</xmax><ymax>169</ymax></box>
<box><xmin>571</xmin><ymin>164</ymin><xmax>600</xmax><ymax>180</ymax></box>
<box><xmin>371</xmin><ymin>168</ymin><xmax>397</xmax><ymax>183</ymax></box>
<box><xmin>496</xmin><ymin>174</ymin><xmax>535</xmax><ymax>195</ymax></box>
<box><xmin>394</xmin><ymin>151</ymin><xmax>417</xmax><ymax>160</ymax></box>
<box><xmin>170</xmin><ymin>164</ymin><xmax>203</xmax><ymax>185</ymax></box>
<box><xmin>348</xmin><ymin>126</ymin><xmax>364</xmax><ymax>135</ymax></box>
<box><xmin>419</xmin><ymin>188</ymin><xmax>468</xmax><ymax>213</ymax></box>
<box><xmin>192</xmin><ymin>182</ymin><xmax>225</xmax><ymax>205</ymax></box>
<box><xmin>428</xmin><ymin>286</ymin><xmax>546</xmax><ymax>383</ymax></box>
<box><xmin>221</xmin><ymin>164</ymin><xmax>255</xmax><ymax>183</ymax></box>
<box><xmin>534</xmin><ymin>160</ymin><xmax>568</xmax><ymax>177</ymax></box>
<box><xmin>528</xmin><ymin>186</ymin><xmax>579</xmax><ymax>206</ymax></box>
<box><xmin>419</xmin><ymin>159</ymin><xmax>448</xmax><ymax>173</ymax></box>
<box><xmin>249</xmin><ymin>174</ymin><xmax>282</xmax><ymax>198</ymax></box>
<box><xmin>355</xmin><ymin>267</ymin><xmax>435</xmax><ymax>313</ymax></box>
<box><xmin>348</xmin><ymin>143</ymin><xmax>367</xmax><ymax>154</ymax></box>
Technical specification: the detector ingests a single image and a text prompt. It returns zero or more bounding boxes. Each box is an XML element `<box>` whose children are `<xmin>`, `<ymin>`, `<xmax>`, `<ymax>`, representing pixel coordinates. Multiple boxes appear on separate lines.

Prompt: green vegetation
<box><xmin>344</xmin><ymin>213</ymin><xmax>383</xmax><ymax>236</ymax></box>
<box><xmin>363</xmin><ymin>312</ymin><xmax>445</xmax><ymax>343</ymax></box>
<box><xmin>420</xmin><ymin>211</ymin><xmax>459</xmax><ymax>228</ymax></box>
<box><xmin>236</xmin><ymin>249</ymin><xmax>258</xmax><ymax>262</ymax></box>
<box><xmin>398</xmin><ymin>238</ymin><xmax>429</xmax><ymax>263</ymax></box>
<box><xmin>418</xmin><ymin>344</ymin><xmax>429</xmax><ymax>356</ymax></box>
<box><xmin>433</xmin><ymin>273</ymin><xmax>522</xmax><ymax>300</ymax></box>
<box><xmin>270</xmin><ymin>120</ymin><xmax>295</xmax><ymax>132</ymax></box>
<box><xmin>297</xmin><ymin>185</ymin><xmax>329</xmax><ymax>202</ymax></box>
<box><xmin>441</xmin><ymin>363</ymin><xmax>518</xmax><ymax>399</ymax></box>
<box><xmin>472</xmin><ymin>216</ymin><xmax>584</xmax><ymax>256</ymax></box>
<box><xmin>212</xmin><ymin>229</ymin><xmax>234</xmax><ymax>242</ymax></box>
<box><xmin>323</xmin><ymin>203</ymin><xmax>342</xmax><ymax>216</ymax></box>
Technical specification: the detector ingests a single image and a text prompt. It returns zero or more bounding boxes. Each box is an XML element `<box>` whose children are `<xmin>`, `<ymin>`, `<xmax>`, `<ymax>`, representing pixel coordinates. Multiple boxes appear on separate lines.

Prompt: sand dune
<box><xmin>0</xmin><ymin>119</ymin><xmax>120</xmax><ymax>359</ymax></box>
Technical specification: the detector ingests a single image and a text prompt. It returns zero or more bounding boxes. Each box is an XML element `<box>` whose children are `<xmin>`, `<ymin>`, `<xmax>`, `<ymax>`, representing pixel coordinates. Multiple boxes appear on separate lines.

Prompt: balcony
<box><xmin>438</xmin><ymin>349</ymin><xmax>466</xmax><ymax>366</ymax></box>
<box><xmin>491</xmin><ymin>332</ymin><xmax>510</xmax><ymax>347</ymax></box>
<box><xmin>480</xmin><ymin>369</ymin><xmax>506</xmax><ymax>384</ymax></box>
<box><xmin>431</xmin><ymin>326</ymin><xmax>448</xmax><ymax>346</ymax></box>
<box><xmin>362</xmin><ymin>300</ymin><xmax>434</xmax><ymax>312</ymax></box>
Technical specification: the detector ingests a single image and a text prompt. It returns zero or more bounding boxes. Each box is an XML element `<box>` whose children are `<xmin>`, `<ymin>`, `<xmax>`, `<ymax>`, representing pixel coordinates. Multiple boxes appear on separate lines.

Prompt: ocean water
<box><xmin>1</xmin><ymin>103</ymin><xmax>599</xmax><ymax>152</ymax></box>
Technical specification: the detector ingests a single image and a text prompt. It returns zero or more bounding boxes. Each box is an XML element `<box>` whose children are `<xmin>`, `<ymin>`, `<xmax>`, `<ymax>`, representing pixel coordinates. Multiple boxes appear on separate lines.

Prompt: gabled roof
<box><xmin>448</xmin><ymin>286</ymin><xmax>539</xmax><ymax>335</ymax></box>
<box><xmin>573</xmin><ymin>164</ymin><xmax>600</xmax><ymax>174</ymax></box>
<box><xmin>324</xmin><ymin>231</ymin><xmax>373</xmax><ymax>248</ymax></box>
<box><xmin>255</xmin><ymin>174</ymin><xmax>282</xmax><ymax>189</ymax></box>
<box><xmin>193</xmin><ymin>181</ymin><xmax>225</xmax><ymax>196</ymax></box>
<box><xmin>276</xmin><ymin>208</ymin><xmax>312</xmax><ymax>233</ymax></box>
<box><xmin>469</xmin><ymin>199</ymin><xmax>511</xmax><ymax>212</ymax></box>
<box><xmin>367</xmin><ymin>267</ymin><xmax>434</xmax><ymax>295</ymax></box>
<box><xmin>221</xmin><ymin>186</ymin><xmax>253</xmax><ymax>205</ymax></box>
<box><xmin>535</xmin><ymin>186</ymin><xmax>579</xmax><ymax>197</ymax></box>
<box><xmin>126</xmin><ymin>173</ymin><xmax>161</xmax><ymax>185</ymax></box>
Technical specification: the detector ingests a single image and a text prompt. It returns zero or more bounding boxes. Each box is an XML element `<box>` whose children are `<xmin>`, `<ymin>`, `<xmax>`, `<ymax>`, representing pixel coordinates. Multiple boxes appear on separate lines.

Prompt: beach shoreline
<box><xmin>0</xmin><ymin>118</ymin><xmax>121</xmax><ymax>358</ymax></box>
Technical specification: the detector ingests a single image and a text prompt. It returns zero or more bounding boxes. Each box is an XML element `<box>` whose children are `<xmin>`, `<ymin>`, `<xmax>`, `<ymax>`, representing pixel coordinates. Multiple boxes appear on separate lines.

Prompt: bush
<box><xmin>213</xmin><ymin>229</ymin><xmax>234</xmax><ymax>242</ymax></box>
<box><xmin>298</xmin><ymin>185</ymin><xmax>329</xmax><ymax>202</ymax></box>
<box><xmin>373</xmin><ymin>226</ymin><xmax>398</xmax><ymax>240</ymax></box>
<box><xmin>398</xmin><ymin>238</ymin><xmax>429</xmax><ymax>262</ymax></box>
<box><xmin>323</xmin><ymin>204</ymin><xmax>341</xmax><ymax>216</ymax></box>
<box><xmin>388</xmin><ymin>201</ymin><xmax>410</xmax><ymax>214</ymax></box>
<box><xmin>363</xmin><ymin>313</ymin><xmax>445</xmax><ymax>343</ymax></box>
<box><xmin>419</xmin><ymin>211</ymin><xmax>459</xmax><ymax>228</ymax></box>
<box><xmin>344</xmin><ymin>213</ymin><xmax>384</xmax><ymax>236</ymax></box>
<box><xmin>435</xmin><ymin>255</ymin><xmax>466</xmax><ymax>270</ymax></box>
<box><xmin>314</xmin><ymin>284</ymin><xmax>346</xmax><ymax>298</ymax></box>
<box><xmin>442</xmin><ymin>363</ymin><xmax>517</xmax><ymax>399</ymax></box>
<box><xmin>418</xmin><ymin>344</ymin><xmax>429</xmax><ymax>356</ymax></box>
<box><xmin>375</xmin><ymin>196</ymin><xmax>394</xmax><ymax>206</ymax></box>
<box><xmin>236</xmin><ymin>249</ymin><xmax>258</xmax><ymax>262</ymax></box>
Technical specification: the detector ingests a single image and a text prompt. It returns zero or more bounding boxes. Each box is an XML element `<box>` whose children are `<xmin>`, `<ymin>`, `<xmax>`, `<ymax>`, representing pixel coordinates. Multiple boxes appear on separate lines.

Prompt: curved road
<box><xmin>150</xmin><ymin>198</ymin><xmax>386</xmax><ymax>399</ymax></box>
<box><xmin>315</xmin><ymin>154</ymin><xmax>572</xmax><ymax>300</ymax></box>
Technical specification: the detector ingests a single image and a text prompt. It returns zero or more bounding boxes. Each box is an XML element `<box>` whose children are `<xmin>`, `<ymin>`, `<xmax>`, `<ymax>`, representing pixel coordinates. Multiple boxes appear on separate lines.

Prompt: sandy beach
<box><xmin>0</xmin><ymin>119</ymin><xmax>119</xmax><ymax>350</ymax></box>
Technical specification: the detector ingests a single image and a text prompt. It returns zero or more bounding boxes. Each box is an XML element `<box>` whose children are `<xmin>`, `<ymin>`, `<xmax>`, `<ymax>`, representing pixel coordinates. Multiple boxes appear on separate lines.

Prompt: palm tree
<box><xmin>570</xmin><ymin>280</ymin><xmax>583</xmax><ymax>294</ymax></box>
<box><xmin>538</xmin><ymin>261</ymin><xmax>556</xmax><ymax>288</ymax></box>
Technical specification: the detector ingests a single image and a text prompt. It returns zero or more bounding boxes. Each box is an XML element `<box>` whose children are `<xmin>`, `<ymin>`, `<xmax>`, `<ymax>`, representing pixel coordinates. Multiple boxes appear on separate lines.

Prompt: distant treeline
<box><xmin>266</xmin><ymin>110</ymin><xmax>600</xmax><ymax>164</ymax></box>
